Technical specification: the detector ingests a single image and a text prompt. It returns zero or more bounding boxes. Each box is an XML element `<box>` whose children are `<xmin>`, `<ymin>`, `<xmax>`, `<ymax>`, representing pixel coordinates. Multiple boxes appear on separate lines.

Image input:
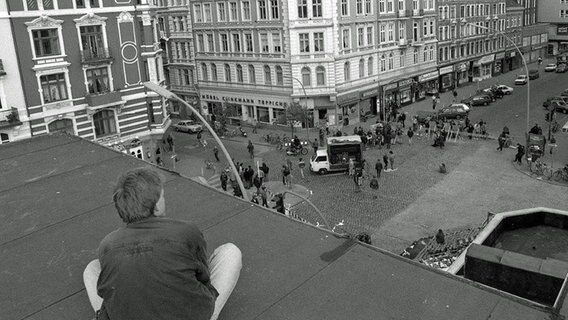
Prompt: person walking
<box><xmin>197</xmin><ymin>131</ymin><xmax>203</xmax><ymax>147</ymax></box>
<box><xmin>220</xmin><ymin>170</ymin><xmax>229</xmax><ymax>191</ymax></box>
<box><xmin>348</xmin><ymin>158</ymin><xmax>355</xmax><ymax>176</ymax></box>
<box><xmin>369</xmin><ymin>175</ymin><xmax>379</xmax><ymax>199</ymax></box>
<box><xmin>497</xmin><ymin>132</ymin><xmax>506</xmax><ymax>151</ymax></box>
<box><xmin>353</xmin><ymin>167</ymin><xmax>363</xmax><ymax>193</ymax></box>
<box><xmin>260</xmin><ymin>162</ymin><xmax>269</xmax><ymax>182</ymax></box>
<box><xmin>312</xmin><ymin>139</ymin><xmax>319</xmax><ymax>154</ymax></box>
<box><xmin>432</xmin><ymin>95</ymin><xmax>437</xmax><ymax>110</ymax></box>
<box><xmin>213</xmin><ymin>145</ymin><xmax>220</xmax><ymax>162</ymax></box>
<box><xmin>407</xmin><ymin>128</ymin><xmax>414</xmax><ymax>145</ymax></box>
<box><xmin>282</xmin><ymin>165</ymin><xmax>291</xmax><ymax>188</ymax></box>
<box><xmin>375</xmin><ymin>159</ymin><xmax>383</xmax><ymax>178</ymax></box>
<box><xmin>383</xmin><ymin>153</ymin><xmax>389</xmax><ymax>171</ymax></box>
<box><xmin>388</xmin><ymin>150</ymin><xmax>395</xmax><ymax>170</ymax></box>
<box><xmin>298</xmin><ymin>158</ymin><xmax>306</xmax><ymax>179</ymax></box>
<box><xmin>166</xmin><ymin>133</ymin><xmax>174</xmax><ymax>152</ymax></box>
<box><xmin>514</xmin><ymin>144</ymin><xmax>525</xmax><ymax>164</ymax></box>
<box><xmin>259</xmin><ymin>185</ymin><xmax>269</xmax><ymax>208</ymax></box>
<box><xmin>452</xmin><ymin>88</ymin><xmax>458</xmax><ymax>102</ymax></box>
<box><xmin>247</xmin><ymin>140</ymin><xmax>254</xmax><ymax>159</ymax></box>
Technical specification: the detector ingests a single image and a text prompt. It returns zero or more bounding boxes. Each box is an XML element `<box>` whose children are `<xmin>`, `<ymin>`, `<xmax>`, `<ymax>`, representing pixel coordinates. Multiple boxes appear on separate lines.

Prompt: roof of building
<box><xmin>1</xmin><ymin>133</ymin><xmax>563</xmax><ymax>320</ymax></box>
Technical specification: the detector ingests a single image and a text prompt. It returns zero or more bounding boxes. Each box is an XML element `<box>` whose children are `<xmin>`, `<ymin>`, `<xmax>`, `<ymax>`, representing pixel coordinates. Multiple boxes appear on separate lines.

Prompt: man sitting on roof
<box><xmin>83</xmin><ymin>168</ymin><xmax>242</xmax><ymax>320</ymax></box>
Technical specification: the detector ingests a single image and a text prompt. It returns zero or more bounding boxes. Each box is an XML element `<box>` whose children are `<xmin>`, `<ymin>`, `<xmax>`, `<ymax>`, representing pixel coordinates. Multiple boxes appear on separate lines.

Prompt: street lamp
<box><xmin>284</xmin><ymin>75</ymin><xmax>310</xmax><ymax>142</ymax></box>
<box><xmin>143</xmin><ymin>81</ymin><xmax>249</xmax><ymax>201</ymax></box>
<box><xmin>467</xmin><ymin>23</ymin><xmax>530</xmax><ymax>134</ymax></box>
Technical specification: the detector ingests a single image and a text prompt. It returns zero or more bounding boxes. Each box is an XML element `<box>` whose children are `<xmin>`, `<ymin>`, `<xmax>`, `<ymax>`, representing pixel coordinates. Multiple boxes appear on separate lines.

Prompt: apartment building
<box><xmin>0</xmin><ymin>0</ymin><xmax>29</xmax><ymax>144</ymax></box>
<box><xmin>536</xmin><ymin>0</ymin><xmax>568</xmax><ymax>55</ymax></box>
<box><xmin>5</xmin><ymin>0</ymin><xmax>167</xmax><ymax>162</ymax></box>
<box><xmin>516</xmin><ymin>0</ymin><xmax>548</xmax><ymax>62</ymax></box>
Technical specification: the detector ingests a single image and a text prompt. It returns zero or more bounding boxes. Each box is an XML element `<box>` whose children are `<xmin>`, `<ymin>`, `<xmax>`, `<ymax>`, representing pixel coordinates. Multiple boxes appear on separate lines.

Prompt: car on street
<box><xmin>494</xmin><ymin>84</ymin><xmax>514</xmax><ymax>94</ymax></box>
<box><xmin>461</xmin><ymin>94</ymin><xmax>493</xmax><ymax>107</ymax></box>
<box><xmin>514</xmin><ymin>75</ymin><xmax>528</xmax><ymax>85</ymax></box>
<box><xmin>556</xmin><ymin>64</ymin><xmax>568</xmax><ymax>73</ymax></box>
<box><xmin>543</xmin><ymin>96</ymin><xmax>568</xmax><ymax>109</ymax></box>
<box><xmin>172</xmin><ymin>120</ymin><xmax>203</xmax><ymax>133</ymax></box>
<box><xmin>480</xmin><ymin>88</ymin><xmax>503</xmax><ymax>100</ymax></box>
<box><xmin>549</xmin><ymin>100</ymin><xmax>568</xmax><ymax>113</ymax></box>
<box><xmin>446</xmin><ymin>103</ymin><xmax>471</xmax><ymax>111</ymax></box>
<box><xmin>437</xmin><ymin>104</ymin><xmax>470</xmax><ymax>119</ymax></box>
<box><xmin>544</xmin><ymin>63</ymin><xmax>557</xmax><ymax>72</ymax></box>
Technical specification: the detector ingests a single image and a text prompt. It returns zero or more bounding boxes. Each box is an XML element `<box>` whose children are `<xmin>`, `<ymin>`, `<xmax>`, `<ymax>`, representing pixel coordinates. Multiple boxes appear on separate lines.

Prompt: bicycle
<box><xmin>552</xmin><ymin>166</ymin><xmax>568</xmax><ymax>182</ymax></box>
<box><xmin>532</xmin><ymin>160</ymin><xmax>552</xmax><ymax>179</ymax></box>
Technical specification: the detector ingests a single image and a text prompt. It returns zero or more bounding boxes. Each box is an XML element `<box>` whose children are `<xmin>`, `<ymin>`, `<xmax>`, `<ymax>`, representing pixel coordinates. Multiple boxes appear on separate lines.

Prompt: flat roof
<box><xmin>1</xmin><ymin>133</ymin><xmax>562</xmax><ymax>319</ymax></box>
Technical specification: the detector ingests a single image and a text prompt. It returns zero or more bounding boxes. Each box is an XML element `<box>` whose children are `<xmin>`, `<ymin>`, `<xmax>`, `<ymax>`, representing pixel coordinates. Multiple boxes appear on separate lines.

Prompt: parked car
<box><xmin>544</xmin><ymin>63</ymin><xmax>557</xmax><ymax>72</ymax></box>
<box><xmin>446</xmin><ymin>103</ymin><xmax>471</xmax><ymax>111</ymax></box>
<box><xmin>494</xmin><ymin>84</ymin><xmax>514</xmax><ymax>94</ymax></box>
<box><xmin>480</xmin><ymin>88</ymin><xmax>503</xmax><ymax>100</ymax></box>
<box><xmin>549</xmin><ymin>100</ymin><xmax>568</xmax><ymax>113</ymax></box>
<box><xmin>172</xmin><ymin>120</ymin><xmax>203</xmax><ymax>133</ymax></box>
<box><xmin>556</xmin><ymin>64</ymin><xmax>568</xmax><ymax>73</ymax></box>
<box><xmin>415</xmin><ymin>104</ymin><xmax>469</xmax><ymax>123</ymax></box>
<box><xmin>543</xmin><ymin>96</ymin><xmax>568</xmax><ymax>109</ymax></box>
<box><xmin>514</xmin><ymin>75</ymin><xmax>528</xmax><ymax>85</ymax></box>
<box><xmin>529</xmin><ymin>69</ymin><xmax>540</xmax><ymax>80</ymax></box>
<box><xmin>461</xmin><ymin>94</ymin><xmax>492</xmax><ymax>107</ymax></box>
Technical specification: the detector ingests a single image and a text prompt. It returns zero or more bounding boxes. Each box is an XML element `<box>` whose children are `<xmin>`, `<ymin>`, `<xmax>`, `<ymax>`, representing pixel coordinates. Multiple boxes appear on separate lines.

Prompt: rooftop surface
<box><xmin>1</xmin><ymin>134</ymin><xmax>565</xmax><ymax>319</ymax></box>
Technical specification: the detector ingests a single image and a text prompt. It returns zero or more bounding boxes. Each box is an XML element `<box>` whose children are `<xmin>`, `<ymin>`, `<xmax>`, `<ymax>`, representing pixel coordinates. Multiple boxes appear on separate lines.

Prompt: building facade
<box><xmin>5</xmin><ymin>0</ymin><xmax>168</xmax><ymax>162</ymax></box>
<box><xmin>516</xmin><ymin>0</ymin><xmax>548</xmax><ymax>63</ymax></box>
<box><xmin>535</xmin><ymin>0</ymin><xmax>568</xmax><ymax>56</ymax></box>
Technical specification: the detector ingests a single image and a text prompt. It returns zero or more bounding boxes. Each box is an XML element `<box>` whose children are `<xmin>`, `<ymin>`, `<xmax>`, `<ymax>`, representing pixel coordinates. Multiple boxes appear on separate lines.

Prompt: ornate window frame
<box><xmin>74</xmin><ymin>13</ymin><xmax>109</xmax><ymax>54</ymax></box>
<box><xmin>35</xmin><ymin>67</ymin><xmax>72</xmax><ymax>106</ymax></box>
<box><xmin>26</xmin><ymin>14</ymin><xmax>66</xmax><ymax>60</ymax></box>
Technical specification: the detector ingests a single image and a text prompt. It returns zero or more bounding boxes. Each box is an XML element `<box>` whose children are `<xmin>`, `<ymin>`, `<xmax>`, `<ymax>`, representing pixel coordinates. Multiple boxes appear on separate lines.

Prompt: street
<box><xmin>162</xmin><ymin>59</ymin><xmax>568</xmax><ymax>255</ymax></box>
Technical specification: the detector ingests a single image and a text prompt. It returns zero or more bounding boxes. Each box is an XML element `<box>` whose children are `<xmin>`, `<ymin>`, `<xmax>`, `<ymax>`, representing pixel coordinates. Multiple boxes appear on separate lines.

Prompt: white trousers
<box><xmin>83</xmin><ymin>243</ymin><xmax>242</xmax><ymax>320</ymax></box>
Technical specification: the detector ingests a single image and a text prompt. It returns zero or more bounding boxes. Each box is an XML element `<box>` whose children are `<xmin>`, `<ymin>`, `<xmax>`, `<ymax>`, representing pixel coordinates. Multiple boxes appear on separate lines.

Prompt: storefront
<box><xmin>494</xmin><ymin>52</ymin><xmax>505</xmax><ymax>74</ymax></box>
<box><xmin>360</xmin><ymin>88</ymin><xmax>379</xmax><ymax>117</ymax></box>
<box><xmin>398</xmin><ymin>79</ymin><xmax>413</xmax><ymax>105</ymax></box>
<box><xmin>337</xmin><ymin>91</ymin><xmax>360</xmax><ymax>126</ymax></box>
<box><xmin>472</xmin><ymin>54</ymin><xmax>494</xmax><ymax>81</ymax></box>
<box><xmin>438</xmin><ymin>65</ymin><xmax>454</xmax><ymax>92</ymax></box>
<box><xmin>199</xmin><ymin>91</ymin><xmax>292</xmax><ymax>126</ymax></box>
<box><xmin>416</xmin><ymin>71</ymin><xmax>439</xmax><ymax>99</ymax></box>
<box><xmin>455</xmin><ymin>62</ymin><xmax>468</xmax><ymax>86</ymax></box>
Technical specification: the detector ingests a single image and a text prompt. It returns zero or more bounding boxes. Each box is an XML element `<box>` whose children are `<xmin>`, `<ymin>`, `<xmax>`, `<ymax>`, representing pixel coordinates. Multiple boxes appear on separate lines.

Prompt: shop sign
<box><xmin>360</xmin><ymin>88</ymin><xmax>379</xmax><ymax>99</ymax></box>
<box><xmin>456</xmin><ymin>62</ymin><xmax>468</xmax><ymax>72</ymax></box>
<box><xmin>495</xmin><ymin>52</ymin><xmax>505</xmax><ymax>60</ymax></box>
<box><xmin>383</xmin><ymin>83</ymin><xmax>398</xmax><ymax>91</ymax></box>
<box><xmin>558</xmin><ymin>24</ymin><xmax>568</xmax><ymax>35</ymax></box>
<box><xmin>439</xmin><ymin>66</ymin><xmax>453</xmax><ymax>75</ymax></box>
<box><xmin>477</xmin><ymin>54</ymin><xmax>495</xmax><ymax>65</ymax></box>
<box><xmin>200</xmin><ymin>93</ymin><xmax>289</xmax><ymax>108</ymax></box>
<box><xmin>337</xmin><ymin>91</ymin><xmax>360</xmax><ymax>105</ymax></box>
<box><xmin>418</xmin><ymin>71</ymin><xmax>438</xmax><ymax>82</ymax></box>
<box><xmin>398</xmin><ymin>79</ymin><xmax>413</xmax><ymax>87</ymax></box>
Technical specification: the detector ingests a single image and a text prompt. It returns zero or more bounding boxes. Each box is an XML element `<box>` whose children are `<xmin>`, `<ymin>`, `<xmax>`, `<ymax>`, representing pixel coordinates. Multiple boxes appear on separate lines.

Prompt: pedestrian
<box><xmin>273</xmin><ymin>193</ymin><xmax>285</xmax><ymax>214</ymax></box>
<box><xmin>467</xmin><ymin>124</ymin><xmax>474</xmax><ymax>140</ymax></box>
<box><xmin>369</xmin><ymin>175</ymin><xmax>379</xmax><ymax>198</ymax></box>
<box><xmin>298</xmin><ymin>158</ymin><xmax>306</xmax><ymax>179</ymax></box>
<box><xmin>166</xmin><ymin>133</ymin><xmax>174</xmax><ymax>152</ymax></box>
<box><xmin>497</xmin><ymin>132</ymin><xmax>506</xmax><ymax>151</ymax></box>
<box><xmin>407</xmin><ymin>128</ymin><xmax>414</xmax><ymax>145</ymax></box>
<box><xmin>432</xmin><ymin>95</ymin><xmax>437</xmax><ymax>110</ymax></box>
<box><xmin>197</xmin><ymin>131</ymin><xmax>203</xmax><ymax>147</ymax></box>
<box><xmin>388</xmin><ymin>150</ymin><xmax>395</xmax><ymax>170</ymax></box>
<box><xmin>353</xmin><ymin>167</ymin><xmax>363</xmax><ymax>193</ymax></box>
<box><xmin>84</xmin><ymin>168</ymin><xmax>242</xmax><ymax>320</ymax></box>
<box><xmin>259</xmin><ymin>185</ymin><xmax>269</xmax><ymax>208</ymax></box>
<box><xmin>514</xmin><ymin>144</ymin><xmax>525</xmax><ymax>164</ymax></box>
<box><xmin>435</xmin><ymin>229</ymin><xmax>445</xmax><ymax>244</ymax></box>
<box><xmin>383</xmin><ymin>153</ymin><xmax>389</xmax><ymax>170</ymax></box>
<box><xmin>253</xmin><ymin>173</ymin><xmax>262</xmax><ymax>192</ymax></box>
<box><xmin>400</xmin><ymin>112</ymin><xmax>406</xmax><ymax>128</ymax></box>
<box><xmin>312</xmin><ymin>139</ymin><xmax>318</xmax><ymax>154</ymax></box>
<box><xmin>375</xmin><ymin>159</ymin><xmax>383</xmax><ymax>178</ymax></box>
<box><xmin>213</xmin><ymin>145</ymin><xmax>220</xmax><ymax>162</ymax></box>
<box><xmin>348</xmin><ymin>158</ymin><xmax>355</xmax><ymax>176</ymax></box>
<box><xmin>319</xmin><ymin>129</ymin><xmax>325</xmax><ymax>146</ymax></box>
<box><xmin>282</xmin><ymin>165</ymin><xmax>291</xmax><ymax>187</ymax></box>
<box><xmin>286</xmin><ymin>158</ymin><xmax>293</xmax><ymax>175</ymax></box>
<box><xmin>257</xmin><ymin>166</ymin><xmax>265</xmax><ymax>184</ymax></box>
<box><xmin>247</xmin><ymin>140</ymin><xmax>254</xmax><ymax>159</ymax></box>
<box><xmin>452</xmin><ymin>88</ymin><xmax>458</xmax><ymax>101</ymax></box>
<box><xmin>260</xmin><ymin>162</ymin><xmax>269</xmax><ymax>182</ymax></box>
<box><xmin>252</xmin><ymin>119</ymin><xmax>258</xmax><ymax>134</ymax></box>
<box><xmin>220</xmin><ymin>169</ymin><xmax>228</xmax><ymax>191</ymax></box>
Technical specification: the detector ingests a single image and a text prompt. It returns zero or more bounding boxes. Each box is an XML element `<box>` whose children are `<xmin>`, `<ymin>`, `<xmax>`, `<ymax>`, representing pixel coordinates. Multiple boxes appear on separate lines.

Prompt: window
<box><xmin>273</xmin><ymin>33</ymin><xmax>282</xmax><ymax>52</ymax></box>
<box><xmin>41</xmin><ymin>73</ymin><xmax>67</xmax><ymax>103</ymax></box>
<box><xmin>211</xmin><ymin>64</ymin><xmax>217</xmax><ymax>81</ymax></box>
<box><xmin>388</xmin><ymin>23</ymin><xmax>394</xmax><ymax>41</ymax></box>
<box><xmin>264</xmin><ymin>65</ymin><xmax>272</xmax><ymax>84</ymax></box>
<box><xmin>356</xmin><ymin>0</ymin><xmax>363</xmax><ymax>14</ymax></box>
<box><xmin>221</xmin><ymin>34</ymin><xmax>229</xmax><ymax>51</ymax></box>
<box><xmin>379</xmin><ymin>0</ymin><xmax>385</xmax><ymax>13</ymax></box>
<box><xmin>299</xmin><ymin>33</ymin><xmax>310</xmax><ymax>52</ymax></box>
<box><xmin>341</xmin><ymin>0</ymin><xmax>348</xmax><ymax>16</ymax></box>
<box><xmin>245</xmin><ymin>33</ymin><xmax>253</xmax><ymax>52</ymax></box>
<box><xmin>398</xmin><ymin>0</ymin><xmax>404</xmax><ymax>10</ymax></box>
<box><xmin>194</xmin><ymin>4</ymin><xmax>203</xmax><ymax>22</ymax></box>
<box><xmin>344</xmin><ymin>62</ymin><xmax>350</xmax><ymax>81</ymax></box>
<box><xmin>232</xmin><ymin>33</ymin><xmax>241</xmax><ymax>52</ymax></box>
<box><xmin>359</xmin><ymin>58</ymin><xmax>364</xmax><ymax>77</ymax></box>
<box><xmin>314</xmin><ymin>32</ymin><xmax>324</xmax><ymax>52</ymax></box>
<box><xmin>48</xmin><ymin>119</ymin><xmax>74</xmax><ymax>134</ymax></box>
<box><xmin>387</xmin><ymin>0</ymin><xmax>393</xmax><ymax>12</ymax></box>
<box><xmin>276</xmin><ymin>66</ymin><xmax>283</xmax><ymax>85</ymax></box>
<box><xmin>197</xmin><ymin>34</ymin><xmax>204</xmax><ymax>51</ymax></box>
<box><xmin>380</xmin><ymin>55</ymin><xmax>385</xmax><ymax>71</ymax></box>
<box><xmin>32</xmin><ymin>29</ymin><xmax>60</xmax><ymax>57</ymax></box>
<box><xmin>380</xmin><ymin>24</ymin><xmax>385</xmax><ymax>42</ymax></box>
<box><xmin>182</xmin><ymin>69</ymin><xmax>193</xmax><ymax>85</ymax></box>
<box><xmin>76</xmin><ymin>0</ymin><xmax>85</xmax><ymax>8</ymax></box>
<box><xmin>413</xmin><ymin>22</ymin><xmax>418</xmax><ymax>41</ymax></box>
<box><xmin>237</xmin><ymin>64</ymin><xmax>243</xmax><ymax>82</ymax></box>
<box><xmin>201</xmin><ymin>63</ymin><xmax>208</xmax><ymax>80</ymax></box>
<box><xmin>271</xmin><ymin>0</ymin><xmax>279</xmax><ymax>19</ymax></box>
<box><xmin>429</xmin><ymin>20</ymin><xmax>434</xmax><ymax>35</ymax></box>
<box><xmin>367</xmin><ymin>26</ymin><xmax>373</xmax><ymax>45</ymax></box>
<box><xmin>207</xmin><ymin>34</ymin><xmax>214</xmax><ymax>51</ymax></box>
<box><xmin>423</xmin><ymin>47</ymin><xmax>427</xmax><ymax>61</ymax></box>
<box><xmin>429</xmin><ymin>46</ymin><xmax>434</xmax><ymax>61</ymax></box>
<box><xmin>248</xmin><ymin>65</ymin><xmax>256</xmax><ymax>83</ymax></box>
<box><xmin>242</xmin><ymin>1</ymin><xmax>251</xmax><ymax>20</ymax></box>
<box><xmin>0</xmin><ymin>133</ymin><xmax>8</xmax><ymax>144</ymax></box>
<box><xmin>358</xmin><ymin>27</ymin><xmax>364</xmax><ymax>47</ymax></box>
<box><xmin>259</xmin><ymin>0</ymin><xmax>268</xmax><ymax>19</ymax></box>
<box><xmin>399</xmin><ymin>22</ymin><xmax>405</xmax><ymax>40</ymax></box>
<box><xmin>218</xmin><ymin>3</ymin><xmax>226</xmax><ymax>21</ymax></box>
<box><xmin>316</xmin><ymin>66</ymin><xmax>325</xmax><ymax>85</ymax></box>
<box><xmin>298</xmin><ymin>0</ymin><xmax>308</xmax><ymax>18</ymax></box>
<box><xmin>260</xmin><ymin>33</ymin><xmax>269</xmax><ymax>52</ymax></box>
<box><xmin>413</xmin><ymin>48</ymin><xmax>418</xmax><ymax>64</ymax></box>
<box><xmin>365</xmin><ymin>0</ymin><xmax>371</xmax><ymax>14</ymax></box>
<box><xmin>86</xmin><ymin>67</ymin><xmax>109</xmax><ymax>94</ymax></box>
<box><xmin>342</xmin><ymin>29</ymin><xmax>350</xmax><ymax>49</ymax></box>
<box><xmin>313</xmin><ymin>0</ymin><xmax>322</xmax><ymax>17</ymax></box>
<box><xmin>93</xmin><ymin>110</ymin><xmax>116</xmax><ymax>137</ymax></box>
<box><xmin>203</xmin><ymin>3</ymin><xmax>212</xmax><ymax>22</ymax></box>
<box><xmin>388</xmin><ymin>53</ymin><xmax>393</xmax><ymax>69</ymax></box>
<box><xmin>230</xmin><ymin>2</ymin><xmax>238</xmax><ymax>20</ymax></box>
<box><xmin>224</xmin><ymin>64</ymin><xmax>231</xmax><ymax>82</ymax></box>
<box><xmin>301</xmin><ymin>67</ymin><xmax>311</xmax><ymax>86</ymax></box>
<box><xmin>80</xmin><ymin>25</ymin><xmax>104</xmax><ymax>60</ymax></box>
<box><xmin>399</xmin><ymin>50</ymin><xmax>405</xmax><ymax>67</ymax></box>
<box><xmin>368</xmin><ymin>57</ymin><xmax>374</xmax><ymax>75</ymax></box>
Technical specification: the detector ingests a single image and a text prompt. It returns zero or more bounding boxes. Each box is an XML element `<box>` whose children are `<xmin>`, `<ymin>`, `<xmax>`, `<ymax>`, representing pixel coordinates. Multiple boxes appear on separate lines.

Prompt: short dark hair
<box><xmin>113</xmin><ymin>168</ymin><xmax>163</xmax><ymax>223</ymax></box>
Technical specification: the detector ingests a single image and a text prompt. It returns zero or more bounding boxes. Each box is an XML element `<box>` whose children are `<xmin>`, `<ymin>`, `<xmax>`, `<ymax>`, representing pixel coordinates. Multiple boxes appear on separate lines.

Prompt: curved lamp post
<box><xmin>143</xmin><ymin>82</ymin><xmax>249</xmax><ymax>201</ymax></box>
<box><xmin>284</xmin><ymin>75</ymin><xmax>310</xmax><ymax>142</ymax></box>
<box><xmin>467</xmin><ymin>23</ymin><xmax>530</xmax><ymax>134</ymax></box>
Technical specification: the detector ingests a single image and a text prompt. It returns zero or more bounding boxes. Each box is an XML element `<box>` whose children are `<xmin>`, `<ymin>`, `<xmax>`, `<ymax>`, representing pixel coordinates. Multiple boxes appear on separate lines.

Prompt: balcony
<box><xmin>80</xmin><ymin>48</ymin><xmax>113</xmax><ymax>65</ymax></box>
<box><xmin>85</xmin><ymin>90</ymin><xmax>123</xmax><ymax>111</ymax></box>
<box><xmin>397</xmin><ymin>9</ymin><xmax>411</xmax><ymax>18</ymax></box>
<box><xmin>0</xmin><ymin>59</ymin><xmax>5</xmax><ymax>76</ymax></box>
<box><xmin>413</xmin><ymin>9</ymin><xmax>424</xmax><ymax>17</ymax></box>
<box><xmin>0</xmin><ymin>107</ymin><xmax>22</xmax><ymax>129</ymax></box>
<box><xmin>399</xmin><ymin>39</ymin><xmax>409</xmax><ymax>47</ymax></box>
